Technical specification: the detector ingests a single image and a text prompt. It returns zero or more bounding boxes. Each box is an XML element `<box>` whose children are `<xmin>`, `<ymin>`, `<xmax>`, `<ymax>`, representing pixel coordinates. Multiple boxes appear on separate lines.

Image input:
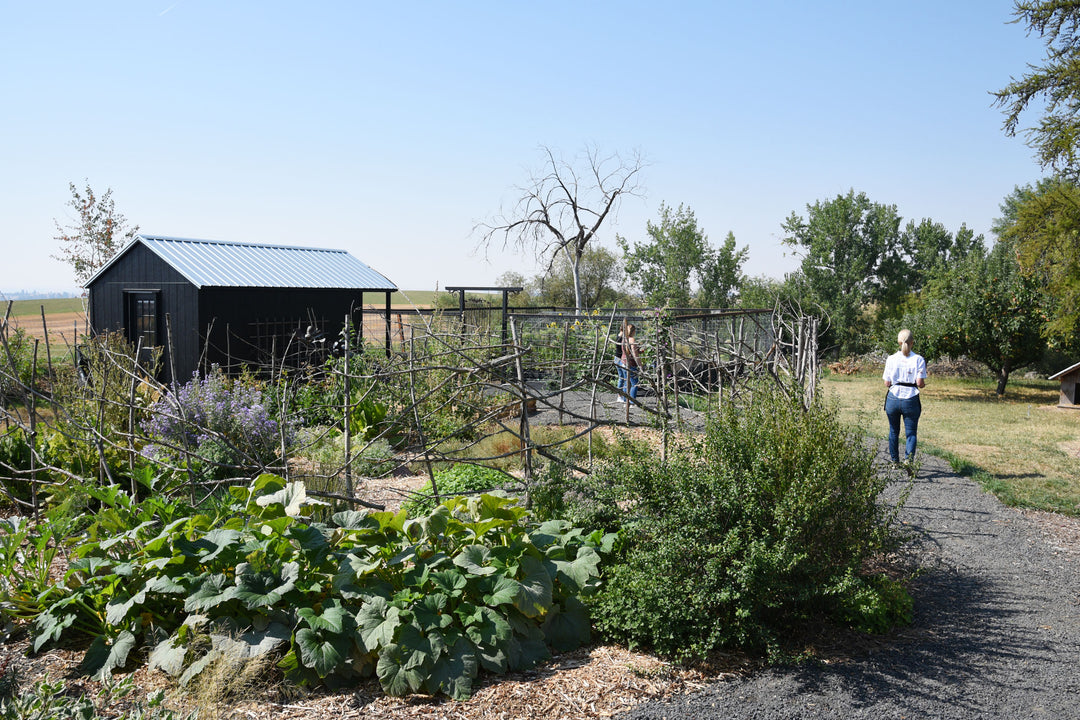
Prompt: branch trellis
<box><xmin>0</xmin><ymin>301</ymin><xmax>817</xmax><ymax>515</ymax></box>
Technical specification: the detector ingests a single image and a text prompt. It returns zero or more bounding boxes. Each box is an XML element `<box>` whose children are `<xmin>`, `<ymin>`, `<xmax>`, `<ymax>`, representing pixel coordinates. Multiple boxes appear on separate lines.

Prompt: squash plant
<box><xmin>30</xmin><ymin>475</ymin><xmax>614</xmax><ymax>700</ymax></box>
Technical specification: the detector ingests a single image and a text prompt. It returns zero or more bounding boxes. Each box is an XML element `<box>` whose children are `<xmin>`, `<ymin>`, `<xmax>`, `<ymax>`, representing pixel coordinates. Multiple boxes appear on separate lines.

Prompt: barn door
<box><xmin>125</xmin><ymin>291</ymin><xmax>159</xmax><ymax>368</ymax></box>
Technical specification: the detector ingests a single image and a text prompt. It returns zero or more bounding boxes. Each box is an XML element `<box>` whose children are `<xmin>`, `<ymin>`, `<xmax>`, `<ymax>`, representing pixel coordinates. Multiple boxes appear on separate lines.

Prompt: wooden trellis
<box><xmin>0</xmin><ymin>301</ymin><xmax>818</xmax><ymax>515</ymax></box>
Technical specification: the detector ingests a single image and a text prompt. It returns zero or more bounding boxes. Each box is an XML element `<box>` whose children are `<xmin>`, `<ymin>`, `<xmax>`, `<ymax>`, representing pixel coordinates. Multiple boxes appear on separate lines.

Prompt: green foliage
<box><xmin>295</xmin><ymin>428</ymin><xmax>396</xmax><ymax>481</ymax></box>
<box><xmin>0</xmin><ymin>674</ymin><xmax>191</xmax><ymax>720</ymax></box>
<box><xmin>541</xmin><ymin>383</ymin><xmax>908</xmax><ymax>661</ymax></box>
<box><xmin>736</xmin><ymin>273</ymin><xmax>811</xmax><ymax>311</ymax></box>
<box><xmin>0</xmin><ymin>429</ymin><xmax>34</xmax><ymax>504</ymax></box>
<box><xmin>899</xmin><ymin>219</ymin><xmax>984</xmax><ymax>296</ymax></box>
<box><xmin>697</xmin><ymin>231</ymin><xmax>749</xmax><ymax>309</ymax></box>
<box><xmin>0</xmin><ymin>328</ymin><xmax>37</xmax><ymax>403</ymax></box>
<box><xmin>403</xmin><ymin>464</ymin><xmax>512</xmax><ymax>515</ymax></box>
<box><xmin>997</xmin><ymin>177</ymin><xmax>1080</xmax><ymax>347</ymax></box>
<box><xmin>901</xmin><ymin>240</ymin><xmax>1048</xmax><ymax>394</ymax></box>
<box><xmin>994</xmin><ymin>1</ymin><xmax>1080</xmax><ymax>176</ymax></box>
<box><xmin>531</xmin><ymin>245</ymin><xmax>627</xmax><ymax>309</ymax></box>
<box><xmin>27</xmin><ymin>475</ymin><xmax>611</xmax><ymax>700</ymax></box>
<box><xmin>51</xmin><ymin>181</ymin><xmax>139</xmax><ymax>287</ymax></box>
<box><xmin>782</xmin><ymin>190</ymin><xmax>905</xmax><ymax>356</ymax></box>
<box><xmin>0</xmin><ymin>510</ymin><xmax>74</xmax><ymax>626</ymax></box>
<box><xmin>782</xmin><ymin>191</ymin><xmax>987</xmax><ymax>355</ymax></box>
<box><xmin>619</xmin><ymin>202</ymin><xmax>747</xmax><ymax>308</ymax></box>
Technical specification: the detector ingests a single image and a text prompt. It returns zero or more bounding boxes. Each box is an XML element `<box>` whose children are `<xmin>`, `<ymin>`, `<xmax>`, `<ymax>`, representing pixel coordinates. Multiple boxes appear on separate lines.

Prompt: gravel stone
<box><xmin>619</xmin><ymin>446</ymin><xmax>1080</xmax><ymax>720</ymax></box>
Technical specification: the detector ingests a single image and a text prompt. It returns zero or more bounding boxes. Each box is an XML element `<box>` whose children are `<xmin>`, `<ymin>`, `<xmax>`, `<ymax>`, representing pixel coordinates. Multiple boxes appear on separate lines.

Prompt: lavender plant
<box><xmin>143</xmin><ymin>369</ymin><xmax>291</xmax><ymax>481</ymax></box>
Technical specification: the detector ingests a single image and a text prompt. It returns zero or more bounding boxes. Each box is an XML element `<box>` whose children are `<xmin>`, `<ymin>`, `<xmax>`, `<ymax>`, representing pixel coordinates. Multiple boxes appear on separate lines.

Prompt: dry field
<box><xmin>5</xmin><ymin>310</ymin><xmax>86</xmax><ymax>350</ymax></box>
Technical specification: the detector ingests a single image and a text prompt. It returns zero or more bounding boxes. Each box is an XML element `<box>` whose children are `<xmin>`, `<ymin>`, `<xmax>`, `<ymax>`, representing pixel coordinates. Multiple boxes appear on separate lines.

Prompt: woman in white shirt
<box><xmin>882</xmin><ymin>329</ymin><xmax>927</xmax><ymax>465</ymax></box>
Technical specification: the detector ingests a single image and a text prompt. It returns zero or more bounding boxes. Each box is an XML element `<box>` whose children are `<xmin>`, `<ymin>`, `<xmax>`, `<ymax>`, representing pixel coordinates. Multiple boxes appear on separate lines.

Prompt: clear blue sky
<box><xmin>0</xmin><ymin>1</ymin><xmax>1050</xmax><ymax>297</ymax></box>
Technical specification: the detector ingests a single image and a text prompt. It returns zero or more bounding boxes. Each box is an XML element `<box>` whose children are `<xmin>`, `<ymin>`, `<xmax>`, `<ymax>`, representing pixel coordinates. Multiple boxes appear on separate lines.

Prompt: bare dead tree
<box><xmin>477</xmin><ymin>145</ymin><xmax>646</xmax><ymax>312</ymax></box>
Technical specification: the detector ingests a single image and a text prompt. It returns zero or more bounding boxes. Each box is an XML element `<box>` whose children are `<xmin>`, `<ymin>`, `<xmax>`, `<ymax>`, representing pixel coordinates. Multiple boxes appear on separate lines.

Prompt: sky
<box><xmin>0</xmin><ymin>1</ymin><xmax>1053</xmax><ymax>297</ymax></box>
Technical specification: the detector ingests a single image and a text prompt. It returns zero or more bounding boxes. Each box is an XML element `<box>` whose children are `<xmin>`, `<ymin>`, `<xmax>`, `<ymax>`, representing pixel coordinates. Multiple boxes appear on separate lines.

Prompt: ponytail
<box><xmin>897</xmin><ymin>329</ymin><xmax>914</xmax><ymax>355</ymax></box>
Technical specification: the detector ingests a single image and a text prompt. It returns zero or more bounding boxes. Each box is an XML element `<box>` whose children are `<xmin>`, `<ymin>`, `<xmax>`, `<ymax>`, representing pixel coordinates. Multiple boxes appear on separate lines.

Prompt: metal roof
<box><xmin>1049</xmin><ymin>361</ymin><xmax>1080</xmax><ymax>381</ymax></box>
<box><xmin>90</xmin><ymin>235</ymin><xmax>398</xmax><ymax>291</ymax></box>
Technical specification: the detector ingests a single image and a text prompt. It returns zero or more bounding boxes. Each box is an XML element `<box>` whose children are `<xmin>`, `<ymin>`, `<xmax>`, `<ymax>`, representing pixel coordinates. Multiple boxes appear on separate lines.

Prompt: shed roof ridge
<box><xmin>138</xmin><ymin>234</ymin><xmax>346</xmax><ymax>255</ymax></box>
<box><xmin>1049</xmin><ymin>360</ymin><xmax>1080</xmax><ymax>380</ymax></box>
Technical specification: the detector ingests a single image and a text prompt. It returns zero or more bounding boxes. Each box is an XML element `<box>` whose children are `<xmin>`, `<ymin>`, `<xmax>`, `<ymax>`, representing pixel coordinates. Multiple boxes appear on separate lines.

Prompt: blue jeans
<box><xmin>885</xmin><ymin>393</ymin><xmax>921</xmax><ymax>462</ymax></box>
<box><xmin>615</xmin><ymin>358</ymin><xmax>627</xmax><ymax>393</ymax></box>
<box><xmin>627</xmin><ymin>365</ymin><xmax>639</xmax><ymax>401</ymax></box>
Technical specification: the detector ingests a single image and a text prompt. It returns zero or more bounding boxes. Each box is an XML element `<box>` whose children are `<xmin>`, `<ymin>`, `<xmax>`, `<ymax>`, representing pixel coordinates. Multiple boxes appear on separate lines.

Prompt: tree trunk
<box><xmin>996</xmin><ymin>358</ymin><xmax>1012</xmax><ymax>396</ymax></box>
<box><xmin>568</xmin><ymin>246</ymin><xmax>584</xmax><ymax>312</ymax></box>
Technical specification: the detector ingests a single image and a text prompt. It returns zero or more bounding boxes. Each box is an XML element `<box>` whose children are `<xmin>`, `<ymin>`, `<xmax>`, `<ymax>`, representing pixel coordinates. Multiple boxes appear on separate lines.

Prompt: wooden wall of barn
<box><xmin>86</xmin><ymin>243</ymin><xmax>198</xmax><ymax>384</ymax></box>
<box><xmin>197</xmin><ymin>287</ymin><xmax>374</xmax><ymax>374</ymax></box>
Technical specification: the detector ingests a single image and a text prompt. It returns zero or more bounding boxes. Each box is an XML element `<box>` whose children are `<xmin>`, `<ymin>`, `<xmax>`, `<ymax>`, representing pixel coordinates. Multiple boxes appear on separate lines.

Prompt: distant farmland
<box><xmin>4</xmin><ymin>297</ymin><xmax>87</xmax><ymax>349</ymax></box>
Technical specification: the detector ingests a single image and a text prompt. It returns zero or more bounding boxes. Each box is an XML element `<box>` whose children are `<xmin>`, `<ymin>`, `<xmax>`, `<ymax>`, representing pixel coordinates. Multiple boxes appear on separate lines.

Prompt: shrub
<box><xmin>551</xmin><ymin>382</ymin><xmax>909</xmax><ymax>661</ymax></box>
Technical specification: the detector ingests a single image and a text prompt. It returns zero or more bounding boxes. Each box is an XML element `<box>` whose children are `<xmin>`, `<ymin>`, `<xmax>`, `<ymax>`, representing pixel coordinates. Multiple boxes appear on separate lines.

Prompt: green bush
<box><xmin>548</xmin><ymin>382</ymin><xmax>910</xmax><ymax>661</ymax></box>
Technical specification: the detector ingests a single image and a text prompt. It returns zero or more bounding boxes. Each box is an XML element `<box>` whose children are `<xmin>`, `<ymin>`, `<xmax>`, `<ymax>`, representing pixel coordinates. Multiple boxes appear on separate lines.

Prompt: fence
<box><xmin>1</xmin><ymin>302</ymin><xmax>817</xmax><ymax>515</ymax></box>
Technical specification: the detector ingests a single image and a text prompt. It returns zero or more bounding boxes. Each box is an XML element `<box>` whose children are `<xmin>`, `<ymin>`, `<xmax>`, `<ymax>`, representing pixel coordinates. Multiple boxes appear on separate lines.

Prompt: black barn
<box><xmin>85</xmin><ymin>235</ymin><xmax>398</xmax><ymax>382</ymax></box>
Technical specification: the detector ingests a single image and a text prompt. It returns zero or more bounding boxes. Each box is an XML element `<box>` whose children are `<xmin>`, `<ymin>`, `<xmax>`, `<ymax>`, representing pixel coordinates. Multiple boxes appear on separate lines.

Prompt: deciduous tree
<box><xmin>618</xmin><ymin>203</ymin><xmax>747</xmax><ymax>308</ymax></box>
<box><xmin>477</xmin><ymin>145</ymin><xmax>646</xmax><ymax>312</ymax></box>
<box><xmin>996</xmin><ymin>177</ymin><xmax>1080</xmax><ymax>346</ymax></box>
<box><xmin>899</xmin><ymin>219</ymin><xmax>984</xmax><ymax>293</ymax></box>
<box><xmin>905</xmin><ymin>241</ymin><xmax>1047</xmax><ymax>395</ymax></box>
<box><xmin>52</xmin><ymin>181</ymin><xmax>139</xmax><ymax>287</ymax></box>
<box><xmin>781</xmin><ymin>190</ymin><xmax>904</xmax><ymax>356</ymax></box>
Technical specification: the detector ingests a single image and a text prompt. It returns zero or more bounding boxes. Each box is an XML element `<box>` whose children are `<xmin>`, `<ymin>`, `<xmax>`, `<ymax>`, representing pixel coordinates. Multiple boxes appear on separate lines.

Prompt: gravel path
<box><xmin>620</xmin><ymin>448</ymin><xmax>1080</xmax><ymax>720</ymax></box>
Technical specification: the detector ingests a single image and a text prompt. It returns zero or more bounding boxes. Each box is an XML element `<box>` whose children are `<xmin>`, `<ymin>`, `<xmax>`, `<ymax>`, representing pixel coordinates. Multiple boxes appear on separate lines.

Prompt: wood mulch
<box><xmin>0</xmin><ymin>634</ymin><xmax>721</xmax><ymax>720</ymax></box>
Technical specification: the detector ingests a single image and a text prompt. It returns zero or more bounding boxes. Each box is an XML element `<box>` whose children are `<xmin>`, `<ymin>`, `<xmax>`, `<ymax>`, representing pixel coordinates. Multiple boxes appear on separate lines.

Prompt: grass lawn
<box><xmin>6</xmin><ymin>297</ymin><xmax>85</xmax><ymax>317</ymax></box>
<box><xmin>822</xmin><ymin>373</ymin><xmax>1080</xmax><ymax>516</ymax></box>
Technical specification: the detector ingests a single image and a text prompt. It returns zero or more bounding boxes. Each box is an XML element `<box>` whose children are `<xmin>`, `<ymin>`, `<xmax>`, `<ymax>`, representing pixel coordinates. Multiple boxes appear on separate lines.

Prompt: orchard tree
<box><xmin>618</xmin><ymin>202</ymin><xmax>747</xmax><ymax>308</ymax></box>
<box><xmin>781</xmin><ymin>190</ymin><xmax>904</xmax><ymax>356</ymax></box>
<box><xmin>477</xmin><ymin>145</ymin><xmax>646</xmax><ymax>312</ymax></box>
<box><xmin>996</xmin><ymin>177</ymin><xmax>1080</xmax><ymax>346</ymax></box>
<box><xmin>52</xmin><ymin>181</ymin><xmax>139</xmax><ymax>287</ymax></box>
<box><xmin>905</xmin><ymin>240</ymin><xmax>1047</xmax><ymax>395</ymax></box>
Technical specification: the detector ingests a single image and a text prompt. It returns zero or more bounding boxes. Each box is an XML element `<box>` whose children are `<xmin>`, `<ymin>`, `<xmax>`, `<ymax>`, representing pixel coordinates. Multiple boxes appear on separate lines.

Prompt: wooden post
<box><xmin>343</xmin><ymin>313</ymin><xmax>353</xmax><ymax>498</ymax></box>
<box><xmin>39</xmin><ymin>306</ymin><xmax>53</xmax><ymax>378</ymax></box>
<box><xmin>558</xmin><ymin>322</ymin><xmax>569</xmax><ymax>425</ymax></box>
<box><xmin>408</xmin><ymin>336</ymin><xmax>439</xmax><ymax>504</ymax></box>
<box><xmin>670</xmin><ymin>332</ymin><xmax>681</xmax><ymax>431</ymax></box>
<box><xmin>29</xmin><ymin>339</ymin><xmax>39</xmax><ymax>518</ymax></box>
<box><xmin>509</xmin><ymin>319</ymin><xmax>532</xmax><ymax>487</ymax></box>
<box><xmin>128</xmin><ymin>336</ymin><xmax>143</xmax><ymax>489</ymax></box>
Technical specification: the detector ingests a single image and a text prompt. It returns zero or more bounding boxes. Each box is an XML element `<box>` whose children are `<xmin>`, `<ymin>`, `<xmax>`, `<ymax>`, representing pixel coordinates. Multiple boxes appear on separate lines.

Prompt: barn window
<box><xmin>126</xmin><ymin>291</ymin><xmax>159</xmax><ymax>349</ymax></box>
